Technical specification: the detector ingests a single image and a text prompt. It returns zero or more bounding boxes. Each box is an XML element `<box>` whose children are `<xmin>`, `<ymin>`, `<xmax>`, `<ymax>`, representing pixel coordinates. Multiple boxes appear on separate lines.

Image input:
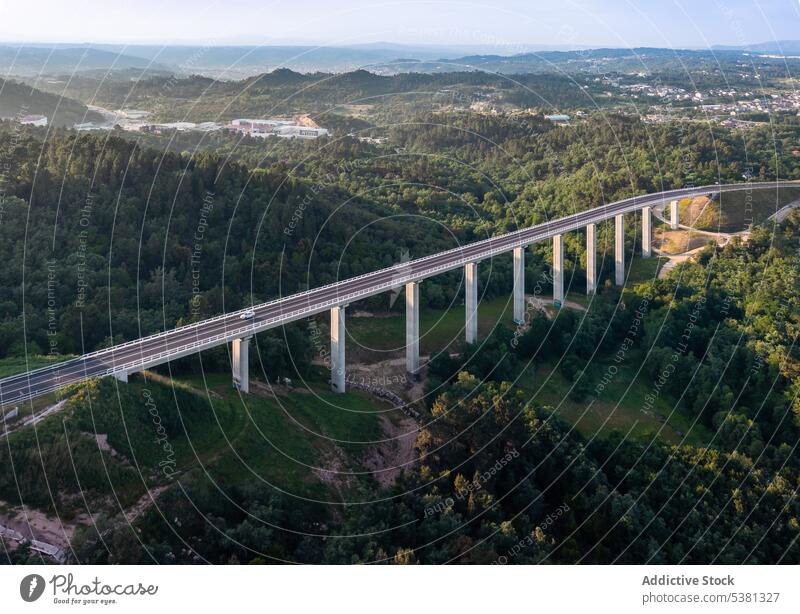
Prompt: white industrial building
<box><xmin>231</xmin><ymin>118</ymin><xmax>292</xmax><ymax>134</ymax></box>
<box><xmin>20</xmin><ymin>115</ymin><xmax>48</xmax><ymax>127</ymax></box>
<box><xmin>231</xmin><ymin>118</ymin><xmax>329</xmax><ymax>139</ymax></box>
<box><xmin>274</xmin><ymin>125</ymin><xmax>329</xmax><ymax>139</ymax></box>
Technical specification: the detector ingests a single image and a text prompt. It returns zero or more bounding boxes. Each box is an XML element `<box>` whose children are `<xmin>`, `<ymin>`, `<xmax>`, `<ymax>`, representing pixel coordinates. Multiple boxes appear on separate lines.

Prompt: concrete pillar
<box><xmin>330</xmin><ymin>306</ymin><xmax>346</xmax><ymax>393</ymax></box>
<box><xmin>586</xmin><ymin>223</ymin><xmax>596</xmax><ymax>295</ymax></box>
<box><xmin>405</xmin><ymin>281</ymin><xmax>420</xmax><ymax>375</ymax></box>
<box><xmin>615</xmin><ymin>214</ymin><xmax>625</xmax><ymax>287</ymax></box>
<box><xmin>113</xmin><ymin>371</ymin><xmax>128</xmax><ymax>383</ymax></box>
<box><xmin>513</xmin><ymin>246</ymin><xmax>525</xmax><ymax>324</ymax></box>
<box><xmin>465</xmin><ymin>262</ymin><xmax>478</xmax><ymax>344</ymax></box>
<box><xmin>670</xmin><ymin>199</ymin><xmax>679</xmax><ymax>230</ymax></box>
<box><xmin>232</xmin><ymin>337</ymin><xmax>250</xmax><ymax>393</ymax></box>
<box><xmin>553</xmin><ymin>234</ymin><xmax>564</xmax><ymax>306</ymax></box>
<box><xmin>642</xmin><ymin>206</ymin><xmax>652</xmax><ymax>258</ymax></box>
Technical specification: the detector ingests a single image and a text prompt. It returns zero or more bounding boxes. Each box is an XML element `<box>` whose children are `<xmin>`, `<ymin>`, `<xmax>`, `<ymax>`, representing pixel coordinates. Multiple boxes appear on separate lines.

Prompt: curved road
<box><xmin>1</xmin><ymin>181</ymin><xmax>798</xmax><ymax>406</ymax></box>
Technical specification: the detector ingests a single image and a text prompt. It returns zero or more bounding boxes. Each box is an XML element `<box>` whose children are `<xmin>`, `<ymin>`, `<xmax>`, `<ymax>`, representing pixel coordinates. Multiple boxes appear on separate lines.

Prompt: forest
<box><xmin>5</xmin><ymin>214</ymin><xmax>800</xmax><ymax>563</ymax></box>
<box><xmin>2</xmin><ymin>106</ymin><xmax>797</xmax><ymax>358</ymax></box>
<box><xmin>30</xmin><ymin>69</ymin><xmax>619</xmax><ymax>123</ymax></box>
<box><xmin>1</xmin><ymin>80</ymin><xmax>800</xmax><ymax>563</ymax></box>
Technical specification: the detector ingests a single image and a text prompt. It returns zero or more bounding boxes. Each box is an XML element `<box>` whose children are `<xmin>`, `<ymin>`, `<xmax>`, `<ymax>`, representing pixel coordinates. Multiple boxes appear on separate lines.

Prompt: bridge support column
<box><xmin>670</xmin><ymin>199</ymin><xmax>679</xmax><ymax>230</ymax></box>
<box><xmin>513</xmin><ymin>246</ymin><xmax>525</xmax><ymax>324</ymax></box>
<box><xmin>113</xmin><ymin>371</ymin><xmax>128</xmax><ymax>383</ymax></box>
<box><xmin>642</xmin><ymin>206</ymin><xmax>652</xmax><ymax>258</ymax></box>
<box><xmin>405</xmin><ymin>282</ymin><xmax>420</xmax><ymax>375</ymax></box>
<box><xmin>586</xmin><ymin>223</ymin><xmax>596</xmax><ymax>295</ymax></box>
<box><xmin>465</xmin><ymin>262</ymin><xmax>478</xmax><ymax>344</ymax></box>
<box><xmin>553</xmin><ymin>234</ymin><xmax>564</xmax><ymax>306</ymax></box>
<box><xmin>232</xmin><ymin>337</ymin><xmax>250</xmax><ymax>393</ymax></box>
<box><xmin>330</xmin><ymin>306</ymin><xmax>346</xmax><ymax>393</ymax></box>
<box><xmin>615</xmin><ymin>214</ymin><xmax>625</xmax><ymax>287</ymax></box>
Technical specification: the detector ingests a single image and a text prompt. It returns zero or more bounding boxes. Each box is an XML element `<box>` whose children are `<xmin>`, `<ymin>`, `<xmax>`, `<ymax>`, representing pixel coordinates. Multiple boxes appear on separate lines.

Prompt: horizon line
<box><xmin>0</xmin><ymin>39</ymin><xmax>784</xmax><ymax>53</ymax></box>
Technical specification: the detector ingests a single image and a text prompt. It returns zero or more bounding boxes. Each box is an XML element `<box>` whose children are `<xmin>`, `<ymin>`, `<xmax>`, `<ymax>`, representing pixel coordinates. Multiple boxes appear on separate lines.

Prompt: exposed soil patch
<box><xmin>342</xmin><ymin>103</ymin><xmax>374</xmax><ymax>116</ymax></box>
<box><xmin>343</xmin><ymin>358</ymin><xmax>414</xmax><ymax>398</ymax></box>
<box><xmin>523</xmin><ymin>296</ymin><xmax>586</xmax><ymax>321</ymax></box>
<box><xmin>140</xmin><ymin>370</ymin><xmax>223</xmax><ymax>399</ymax></box>
<box><xmin>79</xmin><ymin>432</ymin><xmax>122</xmax><ymax>459</ymax></box>
<box><xmin>653</xmin><ymin>243</ymin><xmax>710</xmax><ymax>278</ymax></box>
<box><xmin>0</xmin><ymin>500</ymin><xmax>79</xmax><ymax>552</ymax></box>
<box><xmin>362</xmin><ymin>414</ymin><xmax>420</xmax><ymax>487</ymax></box>
<box><xmin>406</xmin><ymin>372</ymin><xmax>427</xmax><ymax>404</ymax></box>
<box><xmin>250</xmin><ymin>378</ymin><xmax>311</xmax><ymax>398</ymax></box>
<box><xmin>307</xmin><ymin>355</ymin><xmax>423</xmax><ymax>488</ymax></box>
<box><xmin>312</xmin><ymin>448</ymin><xmax>356</xmax><ymax>494</ymax></box>
<box><xmin>654</xmin><ymin>229</ymin><xmax>719</xmax><ymax>255</ymax></box>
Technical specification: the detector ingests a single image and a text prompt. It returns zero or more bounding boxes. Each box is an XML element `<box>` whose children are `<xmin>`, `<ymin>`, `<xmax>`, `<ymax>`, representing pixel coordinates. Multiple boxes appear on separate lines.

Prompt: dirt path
<box><xmin>363</xmin><ymin>414</ymin><xmax>420</xmax><ymax>487</ymax></box>
<box><xmin>312</xmin><ymin>448</ymin><xmax>356</xmax><ymax>494</ymax></box>
<box><xmin>653</xmin><ymin>246</ymin><xmax>704</xmax><ymax>279</ymax></box>
<box><xmin>657</xmin><ymin>256</ymin><xmax>679</xmax><ymax>279</ymax></box>
<box><xmin>524</xmin><ymin>295</ymin><xmax>586</xmax><ymax>319</ymax></box>
<box><xmin>653</xmin><ymin>223</ymin><xmax>748</xmax><ymax>279</ymax></box>
<box><xmin>770</xmin><ymin>198</ymin><xmax>800</xmax><ymax>223</ymax></box>
<box><xmin>121</xmin><ymin>485</ymin><xmax>171</xmax><ymax>525</ymax></box>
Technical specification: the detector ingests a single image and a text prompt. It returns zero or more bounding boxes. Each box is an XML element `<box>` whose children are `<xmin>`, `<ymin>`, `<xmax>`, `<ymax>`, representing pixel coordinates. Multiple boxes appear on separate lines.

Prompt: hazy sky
<box><xmin>0</xmin><ymin>0</ymin><xmax>798</xmax><ymax>49</ymax></box>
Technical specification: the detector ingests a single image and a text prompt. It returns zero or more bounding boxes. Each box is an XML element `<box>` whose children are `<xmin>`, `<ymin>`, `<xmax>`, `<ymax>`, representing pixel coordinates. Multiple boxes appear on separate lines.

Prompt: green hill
<box><xmin>0</xmin><ymin>370</ymin><xmax>396</xmax><ymax>516</ymax></box>
<box><xmin>0</xmin><ymin>78</ymin><xmax>102</xmax><ymax>127</ymax></box>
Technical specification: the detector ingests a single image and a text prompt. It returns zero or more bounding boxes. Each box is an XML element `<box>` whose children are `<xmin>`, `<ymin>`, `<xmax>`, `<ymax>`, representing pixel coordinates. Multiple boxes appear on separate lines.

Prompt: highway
<box><xmin>1</xmin><ymin>181</ymin><xmax>797</xmax><ymax>407</ymax></box>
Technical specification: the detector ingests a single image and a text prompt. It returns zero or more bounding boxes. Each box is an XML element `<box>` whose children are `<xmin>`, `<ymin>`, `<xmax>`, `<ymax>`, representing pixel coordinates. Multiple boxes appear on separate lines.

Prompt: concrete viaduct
<box><xmin>0</xmin><ymin>181</ymin><xmax>796</xmax><ymax>406</ymax></box>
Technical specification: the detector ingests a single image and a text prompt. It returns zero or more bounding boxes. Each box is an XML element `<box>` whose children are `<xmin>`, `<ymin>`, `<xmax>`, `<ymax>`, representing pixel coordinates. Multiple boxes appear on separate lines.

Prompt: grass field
<box><xmin>346</xmin><ymin>294</ymin><xmax>517</xmax><ymax>361</ymax></box>
<box><xmin>519</xmin><ymin>361</ymin><xmax>711</xmax><ymax>446</ymax></box>
<box><xmin>0</xmin><ymin>367</ymin><xmax>394</xmax><ymax>515</ymax></box>
<box><xmin>0</xmin><ymin>354</ymin><xmax>74</xmax><ymax>378</ymax></box>
<box><xmin>171</xmin><ymin>372</ymin><xmax>388</xmax><ymax>496</ymax></box>
<box><xmin>345</xmin><ymin>278</ymin><xmax>709</xmax><ymax>445</ymax></box>
<box><xmin>627</xmin><ymin>254</ymin><xmax>667</xmax><ymax>284</ymax></box>
<box><xmin>347</xmin><ymin>259</ymin><xmax>661</xmax><ymax>361</ymax></box>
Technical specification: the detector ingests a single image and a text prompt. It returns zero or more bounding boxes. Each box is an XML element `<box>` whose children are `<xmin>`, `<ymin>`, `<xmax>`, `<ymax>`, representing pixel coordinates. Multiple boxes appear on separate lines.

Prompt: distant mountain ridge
<box><xmin>0</xmin><ymin>45</ymin><xmax>171</xmax><ymax>77</ymax></box>
<box><xmin>367</xmin><ymin>47</ymin><xmax>754</xmax><ymax>74</ymax></box>
<box><xmin>2</xmin><ymin>41</ymin><xmax>797</xmax><ymax>80</ymax></box>
<box><xmin>712</xmin><ymin>40</ymin><xmax>800</xmax><ymax>54</ymax></box>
